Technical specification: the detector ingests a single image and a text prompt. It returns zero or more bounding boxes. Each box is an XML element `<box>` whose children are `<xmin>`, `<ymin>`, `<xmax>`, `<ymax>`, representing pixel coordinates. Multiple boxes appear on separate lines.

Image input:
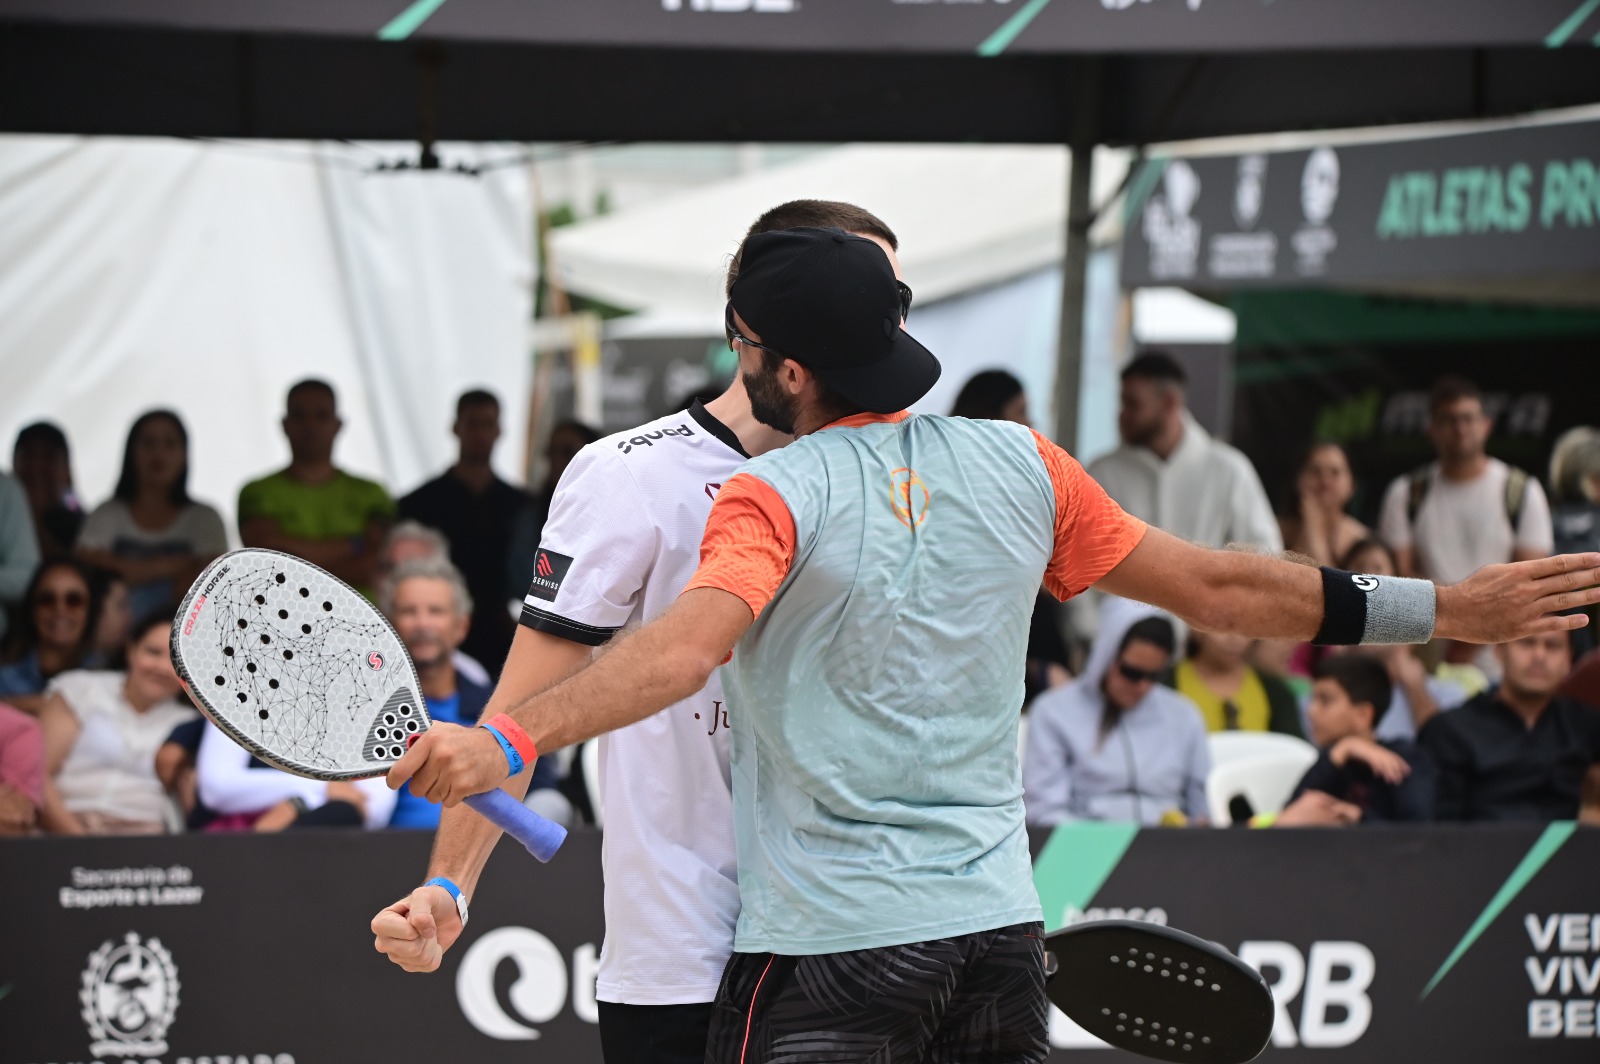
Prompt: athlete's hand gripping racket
<box><xmin>171</xmin><ymin>549</ymin><xmax>567</xmax><ymax>861</ymax></box>
<box><xmin>1045</xmin><ymin>920</ymin><xmax>1273</xmax><ymax>1064</ymax></box>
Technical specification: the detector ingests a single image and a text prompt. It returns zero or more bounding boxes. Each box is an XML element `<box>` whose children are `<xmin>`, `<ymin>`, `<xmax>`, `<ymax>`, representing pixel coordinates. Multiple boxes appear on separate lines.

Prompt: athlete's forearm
<box><xmin>506</xmin><ymin>588</ymin><xmax>751</xmax><ymax>754</ymax></box>
<box><xmin>425</xmin><ymin>626</ymin><xmax>593</xmax><ymax>897</ymax></box>
<box><xmin>426</xmin><ymin>767</ymin><xmax>535</xmax><ymax>898</ymax></box>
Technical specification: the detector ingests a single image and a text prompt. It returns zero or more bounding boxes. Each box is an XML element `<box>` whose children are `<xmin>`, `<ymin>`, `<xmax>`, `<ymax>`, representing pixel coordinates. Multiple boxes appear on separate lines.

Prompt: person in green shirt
<box><xmin>237</xmin><ymin>379</ymin><xmax>394</xmax><ymax>598</ymax></box>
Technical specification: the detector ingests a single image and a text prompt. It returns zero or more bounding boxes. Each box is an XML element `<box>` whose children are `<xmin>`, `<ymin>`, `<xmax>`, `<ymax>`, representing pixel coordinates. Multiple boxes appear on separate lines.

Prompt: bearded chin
<box><xmin>743</xmin><ymin>369</ymin><xmax>797</xmax><ymax>435</ymax></box>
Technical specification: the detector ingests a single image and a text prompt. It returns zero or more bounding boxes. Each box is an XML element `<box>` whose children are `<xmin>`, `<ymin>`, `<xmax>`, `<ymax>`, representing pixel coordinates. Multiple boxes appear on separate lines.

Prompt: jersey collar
<box><xmin>688</xmin><ymin>400</ymin><xmax>751</xmax><ymax>459</ymax></box>
<box><xmin>821</xmin><ymin>410</ymin><xmax>912</xmax><ymax>431</ymax></box>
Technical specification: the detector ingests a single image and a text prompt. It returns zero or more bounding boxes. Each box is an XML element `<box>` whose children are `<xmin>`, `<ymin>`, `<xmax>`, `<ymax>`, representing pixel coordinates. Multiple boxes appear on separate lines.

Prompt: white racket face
<box><xmin>172</xmin><ymin>549</ymin><xmax>428</xmax><ymax>781</ymax></box>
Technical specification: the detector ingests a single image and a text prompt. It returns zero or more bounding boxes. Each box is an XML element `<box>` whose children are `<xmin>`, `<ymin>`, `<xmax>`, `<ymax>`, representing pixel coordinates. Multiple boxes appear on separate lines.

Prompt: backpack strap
<box><xmin>1504</xmin><ymin>466</ymin><xmax>1529</xmax><ymax>530</ymax></box>
<box><xmin>1405</xmin><ymin>466</ymin><xmax>1433</xmax><ymax>527</ymax></box>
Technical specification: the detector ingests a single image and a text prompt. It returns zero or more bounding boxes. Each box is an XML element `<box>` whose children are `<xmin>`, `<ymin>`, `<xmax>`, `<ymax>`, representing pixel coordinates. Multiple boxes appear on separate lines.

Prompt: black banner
<box><xmin>2</xmin><ymin>0</ymin><xmax>1596</xmax><ymax>54</ymax></box>
<box><xmin>1121</xmin><ymin>119</ymin><xmax>1600</xmax><ymax>290</ymax></box>
<box><xmin>4</xmin><ymin>825</ymin><xmax>1598</xmax><ymax>1063</ymax></box>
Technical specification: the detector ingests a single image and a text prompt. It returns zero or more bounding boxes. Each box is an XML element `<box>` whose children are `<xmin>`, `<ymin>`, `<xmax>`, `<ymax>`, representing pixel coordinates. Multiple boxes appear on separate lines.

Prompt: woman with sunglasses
<box><xmin>0</xmin><ymin>558</ymin><xmax>102</xmax><ymax>714</ymax></box>
<box><xmin>1023</xmin><ymin>598</ymin><xmax>1211</xmax><ymax>826</ymax></box>
<box><xmin>1174</xmin><ymin>627</ymin><xmax>1305</xmax><ymax>738</ymax></box>
<box><xmin>77</xmin><ymin>410</ymin><xmax>229</xmax><ymax>621</ymax></box>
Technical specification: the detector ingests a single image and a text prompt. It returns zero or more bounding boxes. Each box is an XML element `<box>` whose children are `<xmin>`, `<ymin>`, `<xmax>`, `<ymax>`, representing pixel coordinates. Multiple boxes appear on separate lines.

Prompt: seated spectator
<box><xmin>1278</xmin><ymin>441</ymin><xmax>1370</xmax><ymax>567</ymax></box>
<box><xmin>238</xmin><ymin>379</ymin><xmax>394</xmax><ymax>599</ymax></box>
<box><xmin>399</xmin><ymin>390</ymin><xmax>531</xmax><ymax>675</ymax></box>
<box><xmin>1421</xmin><ymin>632</ymin><xmax>1600</xmax><ymax>821</ymax></box>
<box><xmin>1174</xmin><ymin>629</ymin><xmax>1304</xmax><ymax>738</ymax></box>
<box><xmin>77</xmin><ymin>410</ymin><xmax>229</xmax><ymax>620</ymax></box>
<box><xmin>12</xmin><ymin>421</ymin><xmax>84</xmax><ymax>558</ymax></box>
<box><xmin>504</xmin><ymin>419</ymin><xmax>602</xmax><ymax>604</ymax></box>
<box><xmin>86</xmin><ymin>568</ymin><xmax>133</xmax><ymax>665</ymax></box>
<box><xmin>0</xmin><ymin>558</ymin><xmax>102</xmax><ymax>713</ymax></box>
<box><xmin>0</xmin><ymin>470</ymin><xmax>42</xmax><ymax>645</ymax></box>
<box><xmin>1024</xmin><ymin>600</ymin><xmax>1209</xmax><ymax>826</ymax></box>
<box><xmin>379</xmin><ymin>522</ymin><xmax>491</xmax><ymax>688</ymax></box>
<box><xmin>379</xmin><ymin>556</ymin><xmax>565</xmax><ymax>829</ymax></box>
<box><xmin>0</xmin><ymin>701</ymin><xmax>45</xmax><ymax>834</ymax></box>
<box><xmin>36</xmin><ymin>612</ymin><xmax>196</xmax><ymax>834</ymax></box>
<box><xmin>1281</xmin><ymin>655</ymin><xmax>1434</xmax><ymax>825</ymax></box>
<box><xmin>195</xmin><ymin>719</ymin><xmax>394</xmax><ymax>831</ymax></box>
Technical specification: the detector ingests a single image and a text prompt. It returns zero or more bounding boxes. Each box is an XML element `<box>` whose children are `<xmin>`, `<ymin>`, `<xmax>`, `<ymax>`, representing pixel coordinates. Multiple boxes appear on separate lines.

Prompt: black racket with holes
<box><xmin>1046</xmin><ymin>920</ymin><xmax>1273</xmax><ymax>1064</ymax></box>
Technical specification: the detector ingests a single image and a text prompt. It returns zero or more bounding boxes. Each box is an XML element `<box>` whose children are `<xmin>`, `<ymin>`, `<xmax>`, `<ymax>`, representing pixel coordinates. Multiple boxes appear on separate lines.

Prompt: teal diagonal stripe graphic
<box><xmin>1546</xmin><ymin>0</ymin><xmax>1600</xmax><ymax>47</ymax></box>
<box><xmin>1032</xmin><ymin>822</ymin><xmax>1139</xmax><ymax>933</ymax></box>
<box><xmin>977</xmin><ymin>0</ymin><xmax>1056</xmax><ymax>57</ymax></box>
<box><xmin>1420</xmin><ymin>822</ymin><xmax>1577</xmax><ymax>1000</ymax></box>
<box><xmin>379</xmin><ymin>0</ymin><xmax>451</xmax><ymax>41</ymax></box>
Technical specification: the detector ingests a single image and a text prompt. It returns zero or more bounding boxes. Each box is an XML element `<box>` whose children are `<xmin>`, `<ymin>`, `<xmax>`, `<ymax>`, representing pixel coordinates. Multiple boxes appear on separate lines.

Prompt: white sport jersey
<box><xmin>520</xmin><ymin>403</ymin><xmax>747</xmax><ymax>1005</ymax></box>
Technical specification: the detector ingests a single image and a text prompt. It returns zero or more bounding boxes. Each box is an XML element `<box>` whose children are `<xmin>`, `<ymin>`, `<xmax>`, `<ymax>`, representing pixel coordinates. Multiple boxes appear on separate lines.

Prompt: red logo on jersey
<box><xmin>705</xmin><ymin>482</ymin><xmax>722</xmax><ymax>501</ymax></box>
<box><xmin>527</xmin><ymin>548</ymin><xmax>575</xmax><ymax>603</ymax></box>
<box><xmin>366</xmin><ymin>651</ymin><xmax>385</xmax><ymax>671</ymax></box>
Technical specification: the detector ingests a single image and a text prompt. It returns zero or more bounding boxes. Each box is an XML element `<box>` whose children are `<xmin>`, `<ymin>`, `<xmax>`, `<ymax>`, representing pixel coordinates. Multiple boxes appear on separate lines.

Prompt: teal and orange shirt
<box><xmin>685</xmin><ymin>411</ymin><xmax>1147</xmax><ymax>955</ymax></box>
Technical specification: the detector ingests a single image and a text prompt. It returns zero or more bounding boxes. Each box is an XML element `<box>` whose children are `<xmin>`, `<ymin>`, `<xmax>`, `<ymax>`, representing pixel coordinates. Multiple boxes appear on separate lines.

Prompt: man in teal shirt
<box><xmin>392</xmin><ymin>229</ymin><xmax>1600</xmax><ymax>1063</ymax></box>
<box><xmin>238</xmin><ymin>379</ymin><xmax>394</xmax><ymax>598</ymax></box>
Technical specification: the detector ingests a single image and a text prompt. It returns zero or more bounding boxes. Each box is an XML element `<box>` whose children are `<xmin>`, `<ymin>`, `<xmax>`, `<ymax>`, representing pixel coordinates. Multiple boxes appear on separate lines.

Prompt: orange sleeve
<box><xmin>683</xmin><ymin>472</ymin><xmax>797</xmax><ymax>620</ymax></box>
<box><xmin>1030</xmin><ymin>430</ymin><xmax>1148</xmax><ymax>601</ymax></box>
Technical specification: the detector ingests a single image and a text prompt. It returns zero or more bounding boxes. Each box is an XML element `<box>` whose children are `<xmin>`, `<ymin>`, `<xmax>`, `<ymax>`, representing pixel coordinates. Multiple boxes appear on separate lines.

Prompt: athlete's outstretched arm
<box><xmin>388</xmin><ymin>588</ymin><xmax>753</xmax><ymax>809</ymax></box>
<box><xmin>1096</xmin><ymin>526</ymin><xmax>1600</xmax><ymax>645</ymax></box>
<box><xmin>372</xmin><ymin>625</ymin><xmax>592</xmax><ymax>974</ymax></box>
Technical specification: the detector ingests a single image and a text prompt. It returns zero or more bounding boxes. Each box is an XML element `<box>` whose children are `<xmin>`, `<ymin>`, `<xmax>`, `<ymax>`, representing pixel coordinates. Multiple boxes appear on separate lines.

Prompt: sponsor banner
<box><xmin>2</xmin><ymin>826</ymin><xmax>1596</xmax><ymax>1062</ymax></box>
<box><xmin>2</xmin><ymin>0</ymin><xmax>1595</xmax><ymax>54</ymax></box>
<box><xmin>1122</xmin><ymin>119</ymin><xmax>1600</xmax><ymax>289</ymax></box>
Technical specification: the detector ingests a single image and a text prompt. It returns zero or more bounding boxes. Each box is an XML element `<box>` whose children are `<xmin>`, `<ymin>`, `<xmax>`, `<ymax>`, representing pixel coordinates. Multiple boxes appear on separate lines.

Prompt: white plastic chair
<box><xmin>1205</xmin><ymin>748</ymin><xmax>1319</xmax><ymax>826</ymax></box>
<box><xmin>582</xmin><ymin>739</ymin><xmax>603</xmax><ymax>828</ymax></box>
<box><xmin>1207</xmin><ymin>730</ymin><xmax>1317</xmax><ymax>769</ymax></box>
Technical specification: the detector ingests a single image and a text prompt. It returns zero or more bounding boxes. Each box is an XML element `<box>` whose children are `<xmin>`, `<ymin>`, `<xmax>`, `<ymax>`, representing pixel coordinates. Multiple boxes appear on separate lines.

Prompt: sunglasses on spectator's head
<box><xmin>36</xmin><ymin>590</ymin><xmax>88</xmax><ymax>609</ymax></box>
<box><xmin>1116</xmin><ymin>661</ymin><xmax>1161</xmax><ymax>685</ymax></box>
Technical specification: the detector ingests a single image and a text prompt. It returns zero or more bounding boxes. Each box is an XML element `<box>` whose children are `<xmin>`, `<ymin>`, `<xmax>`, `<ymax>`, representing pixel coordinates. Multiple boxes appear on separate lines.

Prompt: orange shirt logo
<box><xmin>890</xmin><ymin>468</ymin><xmax>931</xmax><ymax>529</ymax></box>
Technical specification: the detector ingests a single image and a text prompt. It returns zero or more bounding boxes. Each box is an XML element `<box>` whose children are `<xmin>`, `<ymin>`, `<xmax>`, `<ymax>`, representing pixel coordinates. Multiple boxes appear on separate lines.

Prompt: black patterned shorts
<box><xmin>705</xmin><ymin>921</ymin><xmax>1049</xmax><ymax>1064</ymax></box>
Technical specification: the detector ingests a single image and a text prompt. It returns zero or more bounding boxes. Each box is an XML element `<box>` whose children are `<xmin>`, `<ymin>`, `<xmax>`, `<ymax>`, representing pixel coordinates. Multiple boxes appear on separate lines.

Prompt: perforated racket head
<box><xmin>172</xmin><ymin>549</ymin><xmax>428</xmax><ymax>782</ymax></box>
<box><xmin>1046</xmin><ymin>920</ymin><xmax>1273</xmax><ymax>1064</ymax></box>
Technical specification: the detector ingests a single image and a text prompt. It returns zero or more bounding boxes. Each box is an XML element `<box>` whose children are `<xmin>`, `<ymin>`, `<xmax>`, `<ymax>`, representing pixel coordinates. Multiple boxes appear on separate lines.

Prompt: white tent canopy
<box><xmin>0</xmin><ymin>136</ymin><xmax>536</xmax><ymax>537</ymax></box>
<box><xmin>547</xmin><ymin>144</ymin><xmax>1116</xmax><ymax>319</ymax></box>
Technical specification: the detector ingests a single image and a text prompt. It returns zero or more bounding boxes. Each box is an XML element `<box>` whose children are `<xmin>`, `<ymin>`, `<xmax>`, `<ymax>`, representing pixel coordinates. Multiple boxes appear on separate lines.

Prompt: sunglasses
<box><xmin>725</xmin><ymin>304</ymin><xmax>788</xmax><ymax>358</ymax></box>
<box><xmin>36</xmin><ymin>590</ymin><xmax>88</xmax><ymax>609</ymax></box>
<box><xmin>1116</xmin><ymin>661</ymin><xmax>1161</xmax><ymax>685</ymax></box>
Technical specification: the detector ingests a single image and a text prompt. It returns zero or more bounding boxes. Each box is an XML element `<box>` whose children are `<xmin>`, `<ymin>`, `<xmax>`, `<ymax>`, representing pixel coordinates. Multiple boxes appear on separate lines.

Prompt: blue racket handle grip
<box><xmin>463</xmin><ymin>788</ymin><xmax>568</xmax><ymax>863</ymax></box>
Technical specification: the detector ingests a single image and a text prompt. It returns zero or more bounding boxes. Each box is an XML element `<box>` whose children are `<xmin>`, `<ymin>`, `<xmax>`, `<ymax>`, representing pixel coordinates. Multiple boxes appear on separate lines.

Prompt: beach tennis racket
<box><xmin>171</xmin><ymin>548</ymin><xmax>567</xmax><ymax>862</ymax></box>
<box><xmin>1046</xmin><ymin>920</ymin><xmax>1273</xmax><ymax>1064</ymax></box>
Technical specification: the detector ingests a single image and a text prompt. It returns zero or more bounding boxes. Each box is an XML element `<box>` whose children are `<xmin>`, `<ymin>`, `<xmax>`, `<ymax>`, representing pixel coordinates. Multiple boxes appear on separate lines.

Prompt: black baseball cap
<box><xmin>728</xmin><ymin>227</ymin><xmax>941</xmax><ymax>414</ymax></box>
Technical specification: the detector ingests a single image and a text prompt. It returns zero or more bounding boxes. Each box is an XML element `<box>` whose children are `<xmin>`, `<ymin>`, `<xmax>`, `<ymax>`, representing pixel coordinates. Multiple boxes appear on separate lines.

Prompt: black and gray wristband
<box><xmin>1311</xmin><ymin>567</ymin><xmax>1437</xmax><ymax>646</ymax></box>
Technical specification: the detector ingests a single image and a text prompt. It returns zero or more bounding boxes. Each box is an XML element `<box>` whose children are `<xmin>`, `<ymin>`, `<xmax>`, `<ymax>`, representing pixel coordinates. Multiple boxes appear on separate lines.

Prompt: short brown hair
<box><xmin>1429</xmin><ymin>375</ymin><xmax>1482</xmax><ymax>415</ymax></box>
<box><xmin>726</xmin><ymin>200</ymin><xmax>898</xmax><ymax>295</ymax></box>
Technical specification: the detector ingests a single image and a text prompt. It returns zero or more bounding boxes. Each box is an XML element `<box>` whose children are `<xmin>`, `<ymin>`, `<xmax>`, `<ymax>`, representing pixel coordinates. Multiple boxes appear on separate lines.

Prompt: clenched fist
<box><xmin>372</xmin><ymin>884</ymin><xmax>464</xmax><ymax>974</ymax></box>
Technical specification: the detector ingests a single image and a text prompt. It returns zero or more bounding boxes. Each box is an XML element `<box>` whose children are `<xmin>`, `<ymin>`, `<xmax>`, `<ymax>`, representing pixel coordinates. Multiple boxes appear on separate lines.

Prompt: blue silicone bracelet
<box><xmin>422</xmin><ymin>876</ymin><xmax>462</xmax><ymax>903</ymax></box>
<box><xmin>480</xmin><ymin>723</ymin><xmax>524</xmax><ymax>778</ymax></box>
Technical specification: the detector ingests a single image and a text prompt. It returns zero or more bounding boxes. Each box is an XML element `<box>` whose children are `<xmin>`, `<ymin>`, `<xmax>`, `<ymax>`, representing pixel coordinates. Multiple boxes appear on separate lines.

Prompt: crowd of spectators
<box><xmin>2</xmin><ymin>354</ymin><xmax>1598</xmax><ymax>838</ymax></box>
<box><xmin>0</xmin><ymin>379</ymin><xmax>584</xmax><ymax>836</ymax></box>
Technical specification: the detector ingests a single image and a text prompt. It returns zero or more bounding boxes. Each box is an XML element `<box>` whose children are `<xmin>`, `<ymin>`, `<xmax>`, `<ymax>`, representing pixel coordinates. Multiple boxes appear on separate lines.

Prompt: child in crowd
<box><xmin>1285</xmin><ymin>654</ymin><xmax>1435</xmax><ymax>824</ymax></box>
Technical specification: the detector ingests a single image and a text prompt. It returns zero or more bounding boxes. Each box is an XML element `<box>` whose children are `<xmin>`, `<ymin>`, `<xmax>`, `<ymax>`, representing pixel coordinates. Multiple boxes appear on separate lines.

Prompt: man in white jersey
<box><xmin>371</xmin><ymin>201</ymin><xmax>909</xmax><ymax>1064</ymax></box>
<box><xmin>390</xmin><ymin>227</ymin><xmax>1600</xmax><ymax>1063</ymax></box>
